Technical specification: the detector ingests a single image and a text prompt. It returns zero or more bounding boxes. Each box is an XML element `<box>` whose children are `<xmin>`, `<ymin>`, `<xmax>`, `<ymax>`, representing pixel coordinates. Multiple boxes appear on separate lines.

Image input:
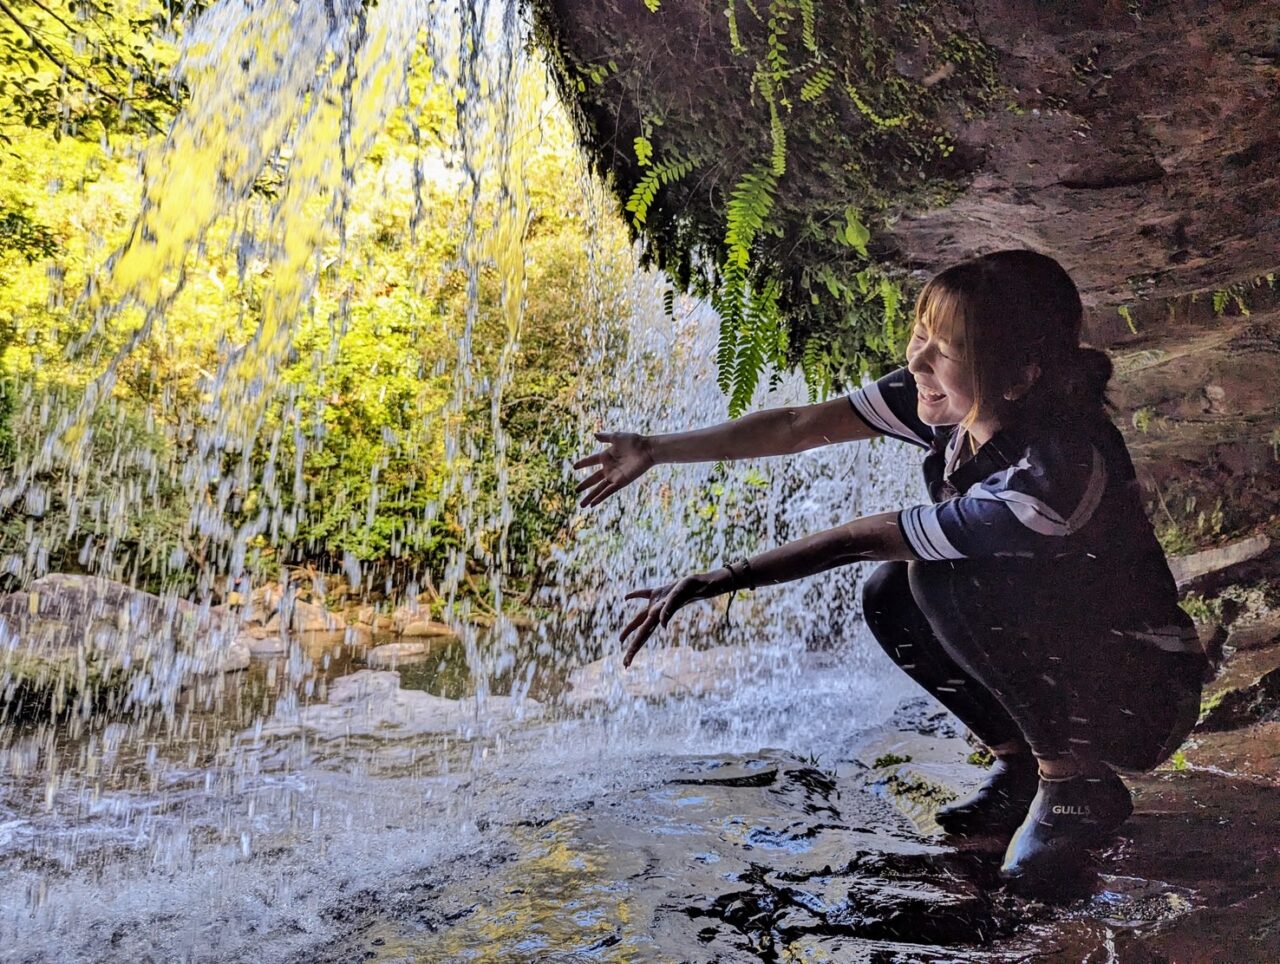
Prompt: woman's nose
<box><xmin>907</xmin><ymin>345</ymin><xmax>932</xmax><ymax>375</ymax></box>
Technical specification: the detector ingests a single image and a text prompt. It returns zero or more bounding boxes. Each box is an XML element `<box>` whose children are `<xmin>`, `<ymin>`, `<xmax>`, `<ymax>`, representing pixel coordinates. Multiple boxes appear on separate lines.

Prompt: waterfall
<box><xmin>0</xmin><ymin>2</ymin><xmax>925</xmax><ymax>956</ymax></box>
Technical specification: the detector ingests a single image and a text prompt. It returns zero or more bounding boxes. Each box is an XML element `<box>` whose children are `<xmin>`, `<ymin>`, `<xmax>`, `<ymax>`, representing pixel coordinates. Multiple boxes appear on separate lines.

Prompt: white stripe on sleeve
<box><xmin>1065</xmin><ymin>447</ymin><xmax>1107</xmax><ymax>531</ymax></box>
<box><xmin>849</xmin><ymin>383</ymin><xmax>929</xmax><ymax>447</ymax></box>
<box><xmin>900</xmin><ymin>504</ymin><xmax>966</xmax><ymax>561</ymax></box>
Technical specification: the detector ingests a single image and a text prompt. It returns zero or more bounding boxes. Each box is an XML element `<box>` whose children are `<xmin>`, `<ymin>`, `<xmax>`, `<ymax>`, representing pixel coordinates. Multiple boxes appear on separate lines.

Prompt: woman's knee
<box><xmin>862</xmin><ymin>561</ymin><xmax>909</xmax><ymax>628</ymax></box>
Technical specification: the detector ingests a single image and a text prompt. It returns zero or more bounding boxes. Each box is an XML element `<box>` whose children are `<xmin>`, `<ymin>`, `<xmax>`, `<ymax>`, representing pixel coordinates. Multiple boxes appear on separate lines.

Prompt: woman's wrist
<box><xmin>714</xmin><ymin>558</ymin><xmax>756</xmax><ymax>595</ymax></box>
<box><xmin>705</xmin><ymin>566</ymin><xmax>737</xmax><ymax>597</ymax></box>
<box><xmin>641</xmin><ymin>434</ymin><xmax>661</xmax><ymax>466</ymax></box>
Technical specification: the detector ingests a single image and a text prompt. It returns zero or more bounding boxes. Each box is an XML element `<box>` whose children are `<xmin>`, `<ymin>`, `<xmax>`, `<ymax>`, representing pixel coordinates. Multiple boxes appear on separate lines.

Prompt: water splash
<box><xmin>0</xmin><ymin>2</ymin><xmax>927</xmax><ymax>956</ymax></box>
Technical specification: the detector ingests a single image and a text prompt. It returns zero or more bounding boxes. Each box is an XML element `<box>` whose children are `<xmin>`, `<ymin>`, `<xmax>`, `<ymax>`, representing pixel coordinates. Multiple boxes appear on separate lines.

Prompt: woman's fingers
<box><xmin>572</xmin><ymin>452</ymin><xmax>605</xmax><ymax>470</ymax></box>
<box><xmin>623</xmin><ymin>587</ymin><xmax>657</xmax><ymax>601</ymax></box>
<box><xmin>623</xmin><ymin>628</ymin><xmax>654</xmax><ymax>668</ymax></box>
<box><xmin>619</xmin><ymin>606</ymin><xmax>651</xmax><ymax>644</ymax></box>
<box><xmin>582</xmin><ymin>480</ymin><xmax>622</xmax><ymax>508</ymax></box>
<box><xmin>575</xmin><ymin>470</ymin><xmax>606</xmax><ymax>494</ymax></box>
<box><xmin>623</xmin><ymin>611</ymin><xmax>662</xmax><ymax>667</ymax></box>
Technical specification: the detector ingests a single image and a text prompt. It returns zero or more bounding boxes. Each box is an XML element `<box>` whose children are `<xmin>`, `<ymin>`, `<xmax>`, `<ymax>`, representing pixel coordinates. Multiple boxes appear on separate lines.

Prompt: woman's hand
<box><xmin>573</xmin><ymin>432</ymin><xmax>655</xmax><ymax>508</ymax></box>
<box><xmin>619</xmin><ymin>570</ymin><xmax>728</xmax><ymax>668</ymax></box>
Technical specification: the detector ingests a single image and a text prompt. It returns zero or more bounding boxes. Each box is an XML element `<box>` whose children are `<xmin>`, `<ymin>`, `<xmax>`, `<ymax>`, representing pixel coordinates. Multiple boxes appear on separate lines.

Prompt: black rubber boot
<box><xmin>999</xmin><ymin>770</ymin><xmax>1133</xmax><ymax>893</ymax></box>
<box><xmin>934</xmin><ymin>754</ymin><xmax>1040</xmax><ymax>837</ymax></box>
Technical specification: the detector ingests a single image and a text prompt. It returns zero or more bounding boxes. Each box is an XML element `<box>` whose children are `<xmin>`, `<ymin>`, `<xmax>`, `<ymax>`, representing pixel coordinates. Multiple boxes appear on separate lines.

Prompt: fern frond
<box><xmin>800</xmin><ymin>65</ymin><xmax>835</xmax><ymax>102</ymax></box>
<box><xmin>727</xmin><ymin>0</ymin><xmax>744</xmax><ymax>53</ymax></box>
<box><xmin>768</xmin><ymin>96</ymin><xmax>786</xmax><ymax>176</ymax></box>
<box><xmin>799</xmin><ymin>0</ymin><xmax>817</xmax><ymax>52</ymax></box>
<box><xmin>800</xmin><ymin>337</ymin><xmax>830</xmax><ymax>403</ymax></box>
<box><xmin>624</xmin><ymin>154</ymin><xmax>696</xmax><ymax>227</ymax></box>
<box><xmin>728</xmin><ymin>278</ymin><xmax>783</xmax><ymax>417</ymax></box>
<box><xmin>844</xmin><ymin>82</ymin><xmax>910</xmax><ymax>129</ymax></box>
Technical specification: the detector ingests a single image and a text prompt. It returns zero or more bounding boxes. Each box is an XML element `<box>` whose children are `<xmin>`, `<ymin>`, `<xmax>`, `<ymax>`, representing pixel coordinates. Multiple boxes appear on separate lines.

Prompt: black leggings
<box><xmin>863</xmin><ymin>561</ymin><xmax>1203</xmax><ymax>770</ymax></box>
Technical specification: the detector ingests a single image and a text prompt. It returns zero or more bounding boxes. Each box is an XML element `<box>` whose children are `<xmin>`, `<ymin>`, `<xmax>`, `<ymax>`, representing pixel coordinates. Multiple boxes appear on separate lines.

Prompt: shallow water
<box><xmin>0</xmin><ymin>626</ymin><xmax>912</xmax><ymax>961</ymax></box>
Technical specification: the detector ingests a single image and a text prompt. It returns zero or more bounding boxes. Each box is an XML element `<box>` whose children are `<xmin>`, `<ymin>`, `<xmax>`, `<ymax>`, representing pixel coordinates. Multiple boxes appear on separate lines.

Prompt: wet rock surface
<box><xmin>295</xmin><ymin>676</ymin><xmax>1280</xmax><ymax>962</ymax></box>
<box><xmin>0</xmin><ymin>574</ymin><xmax>248</xmax><ymax>719</ymax></box>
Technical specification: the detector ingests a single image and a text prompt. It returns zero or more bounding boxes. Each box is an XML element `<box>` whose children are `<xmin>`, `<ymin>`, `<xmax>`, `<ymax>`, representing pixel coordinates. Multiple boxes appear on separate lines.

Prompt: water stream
<box><xmin>0</xmin><ymin>1</ymin><xmax>928</xmax><ymax>958</ymax></box>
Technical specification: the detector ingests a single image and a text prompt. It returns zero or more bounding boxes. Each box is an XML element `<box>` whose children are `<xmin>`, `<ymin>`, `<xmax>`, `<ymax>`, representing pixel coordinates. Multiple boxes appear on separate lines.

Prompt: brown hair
<box><xmin>914</xmin><ymin>249</ymin><xmax>1111</xmax><ymax>431</ymax></box>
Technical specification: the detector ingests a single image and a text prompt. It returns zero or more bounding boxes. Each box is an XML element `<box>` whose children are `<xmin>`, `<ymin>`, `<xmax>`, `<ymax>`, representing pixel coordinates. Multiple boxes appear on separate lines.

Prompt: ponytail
<box><xmin>1028</xmin><ymin>345</ymin><xmax>1113</xmax><ymax>422</ymax></box>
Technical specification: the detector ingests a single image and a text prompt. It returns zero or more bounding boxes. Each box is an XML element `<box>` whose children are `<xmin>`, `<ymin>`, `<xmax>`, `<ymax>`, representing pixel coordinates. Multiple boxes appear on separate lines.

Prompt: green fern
<box><xmin>625</xmin><ymin>154</ymin><xmax>695</xmax><ymax>227</ymax></box>
<box><xmin>845</xmin><ymin>82</ymin><xmax>910</xmax><ymax>129</ymax></box>
<box><xmin>800</xmin><ymin>337</ymin><xmax>831</xmax><ymax>403</ymax></box>
<box><xmin>724</xmin><ymin>168</ymin><xmax>777</xmax><ymax>273</ymax></box>
<box><xmin>633</xmin><ymin>135</ymin><xmax>653</xmax><ymax>167</ymax></box>
<box><xmin>729</xmin><ymin>278</ymin><xmax>785</xmax><ymax>417</ymax></box>
<box><xmin>799</xmin><ymin>0</ymin><xmax>817</xmax><ymax>52</ymax></box>
<box><xmin>713</xmin><ymin>167</ymin><xmax>777</xmax><ymax>396</ymax></box>
<box><xmin>1118</xmin><ymin>304</ymin><xmax>1136</xmax><ymax>334</ymax></box>
<box><xmin>800</xmin><ymin>65</ymin><xmax>835</xmax><ymax>102</ymax></box>
<box><xmin>726</xmin><ymin>0</ymin><xmax>744</xmax><ymax>53</ymax></box>
<box><xmin>768</xmin><ymin>95</ymin><xmax>787</xmax><ymax>176</ymax></box>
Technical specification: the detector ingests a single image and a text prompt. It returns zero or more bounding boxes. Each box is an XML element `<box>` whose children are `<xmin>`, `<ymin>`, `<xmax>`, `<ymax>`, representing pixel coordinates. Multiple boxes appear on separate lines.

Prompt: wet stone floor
<box><xmin>304</xmin><ymin>698</ymin><xmax>1280</xmax><ymax>963</ymax></box>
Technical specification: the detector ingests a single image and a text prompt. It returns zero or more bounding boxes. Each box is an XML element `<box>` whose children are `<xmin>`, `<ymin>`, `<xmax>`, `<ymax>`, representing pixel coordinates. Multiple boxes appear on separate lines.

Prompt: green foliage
<box><xmin>531</xmin><ymin>0</ymin><xmax>1001</xmax><ymax>407</ymax></box>
<box><xmin>1153</xmin><ymin>484</ymin><xmax>1227</xmax><ymax>558</ymax></box>
<box><xmin>624</xmin><ymin>153</ymin><xmax>696</xmax><ymax>227</ymax></box>
<box><xmin>1178</xmin><ymin>592</ymin><xmax>1222</xmax><ymax>626</ymax></box>
<box><xmin>0</xmin><ymin>201</ymin><xmax>57</xmax><ymax>261</ymax></box>
<box><xmin>0</xmin><ymin>0</ymin><xmax>191</xmax><ymax>140</ymax></box>
<box><xmin>966</xmin><ymin>748</ymin><xmax>996</xmax><ymax>768</ymax></box>
<box><xmin>711</xmin><ymin>167</ymin><xmax>790</xmax><ymax>416</ymax></box>
<box><xmin>0</xmin><ymin>53</ymin><xmax>636</xmax><ymax>603</ymax></box>
<box><xmin>835</xmin><ymin>206</ymin><xmax>870</xmax><ymax>257</ymax></box>
<box><xmin>873</xmin><ymin>752</ymin><xmax>912</xmax><ymax>768</ymax></box>
<box><xmin>799</xmin><ymin>65</ymin><xmax>835</xmax><ymax>103</ymax></box>
<box><xmin>1117</xmin><ymin>303</ymin><xmax>1136</xmax><ymax>334</ymax></box>
<box><xmin>1211</xmin><ymin>283</ymin><xmax>1251</xmax><ymax>318</ymax></box>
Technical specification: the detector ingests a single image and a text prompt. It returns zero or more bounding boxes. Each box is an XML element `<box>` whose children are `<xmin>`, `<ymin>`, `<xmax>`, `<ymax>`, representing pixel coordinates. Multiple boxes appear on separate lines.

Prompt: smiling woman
<box><xmin>575</xmin><ymin>248</ymin><xmax>1206</xmax><ymax>897</ymax></box>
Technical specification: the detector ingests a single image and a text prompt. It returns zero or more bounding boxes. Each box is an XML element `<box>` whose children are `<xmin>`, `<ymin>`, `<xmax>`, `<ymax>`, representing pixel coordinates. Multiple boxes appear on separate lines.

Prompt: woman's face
<box><xmin>905</xmin><ymin>317</ymin><xmax>977</xmax><ymax>429</ymax></box>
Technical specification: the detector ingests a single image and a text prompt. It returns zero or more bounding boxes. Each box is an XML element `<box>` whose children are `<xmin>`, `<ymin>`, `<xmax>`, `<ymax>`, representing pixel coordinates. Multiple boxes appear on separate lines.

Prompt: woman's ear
<box><xmin>1003</xmin><ymin>361</ymin><xmax>1042</xmax><ymax>401</ymax></box>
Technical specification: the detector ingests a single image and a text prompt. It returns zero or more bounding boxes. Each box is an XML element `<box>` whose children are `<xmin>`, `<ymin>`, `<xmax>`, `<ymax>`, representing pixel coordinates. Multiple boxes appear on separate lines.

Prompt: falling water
<box><xmin>0</xmin><ymin>0</ymin><xmax>926</xmax><ymax>957</ymax></box>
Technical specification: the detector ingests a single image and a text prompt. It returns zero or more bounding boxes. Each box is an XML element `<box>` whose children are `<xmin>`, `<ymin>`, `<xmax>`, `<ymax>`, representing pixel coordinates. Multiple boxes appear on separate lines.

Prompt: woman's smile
<box><xmin>906</xmin><ymin>324</ymin><xmax>976</xmax><ymax>428</ymax></box>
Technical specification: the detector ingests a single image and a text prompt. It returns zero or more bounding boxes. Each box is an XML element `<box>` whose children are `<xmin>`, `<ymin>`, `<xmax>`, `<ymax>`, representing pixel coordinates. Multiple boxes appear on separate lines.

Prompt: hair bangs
<box><xmin>915</xmin><ymin>278</ymin><xmax>968</xmax><ymax>348</ymax></box>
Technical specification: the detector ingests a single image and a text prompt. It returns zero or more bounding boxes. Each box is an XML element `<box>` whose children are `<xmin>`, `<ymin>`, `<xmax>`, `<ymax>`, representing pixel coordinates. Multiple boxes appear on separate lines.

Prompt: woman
<box><xmin>573</xmin><ymin>250</ymin><xmax>1205</xmax><ymax>890</ymax></box>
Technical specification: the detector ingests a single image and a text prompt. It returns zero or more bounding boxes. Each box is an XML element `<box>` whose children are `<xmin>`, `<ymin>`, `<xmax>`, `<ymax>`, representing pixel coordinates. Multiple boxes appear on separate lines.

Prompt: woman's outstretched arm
<box><xmin>649</xmin><ymin>396</ymin><xmax>881</xmax><ymax>462</ymax></box>
<box><xmin>620</xmin><ymin>510</ymin><xmax>912</xmax><ymax>666</ymax></box>
<box><xmin>574</xmin><ymin>396</ymin><xmax>881</xmax><ymax>507</ymax></box>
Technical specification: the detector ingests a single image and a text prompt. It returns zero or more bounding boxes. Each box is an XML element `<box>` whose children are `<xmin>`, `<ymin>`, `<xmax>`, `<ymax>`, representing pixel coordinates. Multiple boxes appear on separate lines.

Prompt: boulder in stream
<box><xmin>0</xmin><ymin>573</ymin><xmax>250</xmax><ymax>719</ymax></box>
<box><xmin>253</xmin><ymin>670</ymin><xmax>541</xmax><ymax>741</ymax></box>
<box><xmin>399</xmin><ymin>619</ymin><xmax>455</xmax><ymax>639</ymax></box>
<box><xmin>263</xmin><ymin>598</ymin><xmax>346</xmax><ymax>634</ymax></box>
<box><xmin>366</xmin><ymin>640</ymin><xmax>454</xmax><ymax>669</ymax></box>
